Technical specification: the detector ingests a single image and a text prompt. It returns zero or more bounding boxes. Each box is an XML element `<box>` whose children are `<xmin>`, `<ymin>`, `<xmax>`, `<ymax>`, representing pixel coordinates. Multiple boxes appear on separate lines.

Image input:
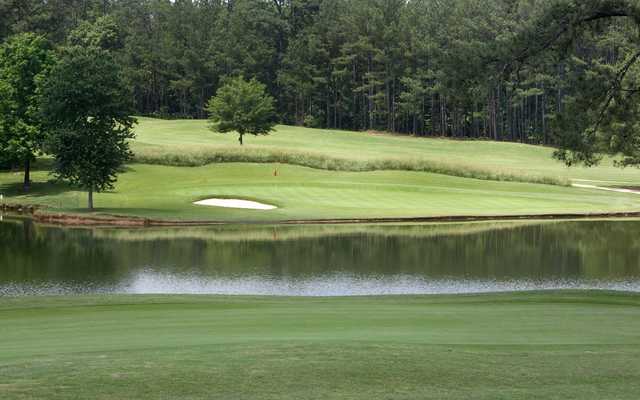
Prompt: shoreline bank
<box><xmin>3</xmin><ymin>203</ymin><xmax>640</xmax><ymax>227</ymax></box>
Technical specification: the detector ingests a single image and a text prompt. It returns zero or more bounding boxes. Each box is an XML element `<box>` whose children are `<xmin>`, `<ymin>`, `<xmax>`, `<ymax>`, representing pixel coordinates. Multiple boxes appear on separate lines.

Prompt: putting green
<box><xmin>1</xmin><ymin>292</ymin><xmax>639</xmax><ymax>399</ymax></box>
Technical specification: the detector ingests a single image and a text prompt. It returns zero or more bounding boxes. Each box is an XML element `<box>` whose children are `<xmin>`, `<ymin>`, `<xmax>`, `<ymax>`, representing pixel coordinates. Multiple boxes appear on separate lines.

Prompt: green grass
<box><xmin>2</xmin><ymin>118</ymin><xmax>640</xmax><ymax>221</ymax></box>
<box><xmin>1</xmin><ymin>292</ymin><xmax>639</xmax><ymax>399</ymax></box>
<box><xmin>132</xmin><ymin>117</ymin><xmax>640</xmax><ymax>185</ymax></box>
<box><xmin>2</xmin><ymin>162</ymin><xmax>640</xmax><ymax>221</ymax></box>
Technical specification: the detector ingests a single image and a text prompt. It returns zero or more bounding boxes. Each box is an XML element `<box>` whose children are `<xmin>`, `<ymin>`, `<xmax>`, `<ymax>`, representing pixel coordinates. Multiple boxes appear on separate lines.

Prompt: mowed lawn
<box><xmin>133</xmin><ymin>117</ymin><xmax>640</xmax><ymax>184</ymax></box>
<box><xmin>1</xmin><ymin>162</ymin><xmax>640</xmax><ymax>221</ymax></box>
<box><xmin>2</xmin><ymin>118</ymin><xmax>640</xmax><ymax>221</ymax></box>
<box><xmin>1</xmin><ymin>292</ymin><xmax>639</xmax><ymax>400</ymax></box>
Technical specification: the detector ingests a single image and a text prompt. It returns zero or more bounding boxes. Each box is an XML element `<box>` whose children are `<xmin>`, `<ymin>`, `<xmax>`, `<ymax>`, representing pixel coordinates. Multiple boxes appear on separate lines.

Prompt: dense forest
<box><xmin>1</xmin><ymin>0</ymin><xmax>640</xmax><ymax>148</ymax></box>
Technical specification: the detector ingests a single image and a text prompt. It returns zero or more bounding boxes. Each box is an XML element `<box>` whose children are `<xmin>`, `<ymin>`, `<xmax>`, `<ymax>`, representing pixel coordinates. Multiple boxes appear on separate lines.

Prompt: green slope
<box><xmin>133</xmin><ymin>117</ymin><xmax>640</xmax><ymax>184</ymax></box>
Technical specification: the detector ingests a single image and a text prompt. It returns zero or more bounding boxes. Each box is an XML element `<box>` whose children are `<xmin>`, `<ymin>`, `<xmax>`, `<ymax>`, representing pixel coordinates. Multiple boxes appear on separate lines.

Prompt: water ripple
<box><xmin>2</xmin><ymin>271</ymin><xmax>640</xmax><ymax>297</ymax></box>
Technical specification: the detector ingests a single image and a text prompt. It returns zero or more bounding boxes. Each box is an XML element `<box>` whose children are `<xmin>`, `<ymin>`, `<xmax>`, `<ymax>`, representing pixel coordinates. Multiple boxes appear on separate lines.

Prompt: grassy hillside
<box><xmin>1</xmin><ymin>292</ymin><xmax>639</xmax><ymax>400</ymax></box>
<box><xmin>132</xmin><ymin>117</ymin><xmax>640</xmax><ymax>185</ymax></box>
<box><xmin>2</xmin><ymin>163</ymin><xmax>640</xmax><ymax>221</ymax></box>
<box><xmin>1</xmin><ymin>118</ymin><xmax>640</xmax><ymax>221</ymax></box>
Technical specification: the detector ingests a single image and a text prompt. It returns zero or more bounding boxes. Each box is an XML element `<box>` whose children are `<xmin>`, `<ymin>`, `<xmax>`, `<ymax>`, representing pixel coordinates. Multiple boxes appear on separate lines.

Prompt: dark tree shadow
<box><xmin>90</xmin><ymin>207</ymin><xmax>160</xmax><ymax>215</ymax></box>
<box><xmin>0</xmin><ymin>180</ymin><xmax>73</xmax><ymax>198</ymax></box>
<box><xmin>30</xmin><ymin>158</ymin><xmax>56</xmax><ymax>172</ymax></box>
<box><xmin>1</xmin><ymin>158</ymin><xmax>56</xmax><ymax>173</ymax></box>
<box><xmin>119</xmin><ymin>165</ymin><xmax>135</xmax><ymax>173</ymax></box>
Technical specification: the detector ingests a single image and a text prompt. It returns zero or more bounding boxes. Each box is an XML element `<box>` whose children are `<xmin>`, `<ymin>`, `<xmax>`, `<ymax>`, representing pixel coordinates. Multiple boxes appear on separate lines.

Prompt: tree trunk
<box><xmin>239</xmin><ymin>134</ymin><xmax>243</xmax><ymax>145</ymax></box>
<box><xmin>542</xmin><ymin>89</ymin><xmax>547</xmax><ymax>144</ymax></box>
<box><xmin>488</xmin><ymin>92</ymin><xmax>496</xmax><ymax>140</ymax></box>
<box><xmin>23</xmin><ymin>159</ymin><xmax>31</xmax><ymax>191</ymax></box>
<box><xmin>88</xmin><ymin>188</ymin><xmax>94</xmax><ymax>211</ymax></box>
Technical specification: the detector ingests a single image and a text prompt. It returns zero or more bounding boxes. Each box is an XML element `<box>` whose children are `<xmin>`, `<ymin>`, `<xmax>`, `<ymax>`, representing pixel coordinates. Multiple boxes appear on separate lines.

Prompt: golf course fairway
<box><xmin>2</xmin><ymin>162</ymin><xmax>640</xmax><ymax>222</ymax></box>
<box><xmin>2</xmin><ymin>118</ymin><xmax>640</xmax><ymax>222</ymax></box>
<box><xmin>1</xmin><ymin>292</ymin><xmax>639</xmax><ymax>399</ymax></box>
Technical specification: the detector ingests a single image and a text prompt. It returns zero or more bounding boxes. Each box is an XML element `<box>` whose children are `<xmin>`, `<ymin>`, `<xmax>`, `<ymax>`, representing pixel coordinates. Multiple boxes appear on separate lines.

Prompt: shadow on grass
<box><xmin>1</xmin><ymin>158</ymin><xmax>55</xmax><ymax>173</ymax></box>
<box><xmin>120</xmin><ymin>165</ymin><xmax>136</xmax><ymax>173</ymax></box>
<box><xmin>52</xmin><ymin>206</ymin><xmax>161</xmax><ymax>214</ymax></box>
<box><xmin>85</xmin><ymin>207</ymin><xmax>169</xmax><ymax>219</ymax></box>
<box><xmin>31</xmin><ymin>158</ymin><xmax>56</xmax><ymax>172</ymax></box>
<box><xmin>0</xmin><ymin>180</ymin><xmax>73</xmax><ymax>198</ymax></box>
<box><xmin>98</xmin><ymin>207</ymin><xmax>174</xmax><ymax>215</ymax></box>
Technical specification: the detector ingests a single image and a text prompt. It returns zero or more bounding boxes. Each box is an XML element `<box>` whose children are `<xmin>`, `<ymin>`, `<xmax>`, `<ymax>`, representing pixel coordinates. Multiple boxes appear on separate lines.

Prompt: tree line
<box><xmin>2</xmin><ymin>1</ymin><xmax>638</xmax><ymax>141</ymax></box>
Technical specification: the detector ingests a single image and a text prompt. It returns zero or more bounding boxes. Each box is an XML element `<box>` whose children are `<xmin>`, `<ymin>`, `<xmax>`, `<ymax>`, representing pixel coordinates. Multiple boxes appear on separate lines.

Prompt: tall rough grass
<box><xmin>131</xmin><ymin>144</ymin><xmax>569</xmax><ymax>186</ymax></box>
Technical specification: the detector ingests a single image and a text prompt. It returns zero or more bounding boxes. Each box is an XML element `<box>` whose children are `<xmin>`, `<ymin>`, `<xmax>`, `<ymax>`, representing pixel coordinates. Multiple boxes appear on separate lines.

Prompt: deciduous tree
<box><xmin>39</xmin><ymin>46</ymin><xmax>136</xmax><ymax>210</ymax></box>
<box><xmin>0</xmin><ymin>33</ymin><xmax>53</xmax><ymax>189</ymax></box>
<box><xmin>206</xmin><ymin>76</ymin><xmax>276</xmax><ymax>145</ymax></box>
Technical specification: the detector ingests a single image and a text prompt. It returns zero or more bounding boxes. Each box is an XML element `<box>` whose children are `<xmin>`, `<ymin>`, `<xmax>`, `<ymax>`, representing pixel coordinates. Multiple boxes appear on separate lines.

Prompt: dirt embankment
<box><xmin>3</xmin><ymin>206</ymin><xmax>640</xmax><ymax>228</ymax></box>
<box><xmin>1</xmin><ymin>203</ymin><xmax>39</xmax><ymax>214</ymax></box>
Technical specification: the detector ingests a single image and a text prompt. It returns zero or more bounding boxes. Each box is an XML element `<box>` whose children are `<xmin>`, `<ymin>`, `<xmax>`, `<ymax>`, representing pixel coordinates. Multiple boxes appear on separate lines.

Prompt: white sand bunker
<box><xmin>194</xmin><ymin>198</ymin><xmax>277</xmax><ymax>210</ymax></box>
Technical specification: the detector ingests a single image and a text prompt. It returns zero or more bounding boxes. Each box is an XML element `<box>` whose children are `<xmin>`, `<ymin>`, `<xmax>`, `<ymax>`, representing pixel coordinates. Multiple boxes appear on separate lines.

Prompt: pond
<box><xmin>1</xmin><ymin>217</ymin><xmax>640</xmax><ymax>296</ymax></box>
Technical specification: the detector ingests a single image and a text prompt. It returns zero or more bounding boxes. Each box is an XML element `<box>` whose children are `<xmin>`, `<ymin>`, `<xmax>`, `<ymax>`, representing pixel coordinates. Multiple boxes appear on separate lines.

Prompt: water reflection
<box><xmin>1</xmin><ymin>217</ymin><xmax>640</xmax><ymax>296</ymax></box>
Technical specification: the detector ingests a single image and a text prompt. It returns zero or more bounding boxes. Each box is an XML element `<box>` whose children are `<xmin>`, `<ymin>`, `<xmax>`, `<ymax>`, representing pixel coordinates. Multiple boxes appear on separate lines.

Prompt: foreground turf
<box><xmin>2</xmin><ymin>162</ymin><xmax>640</xmax><ymax>221</ymax></box>
<box><xmin>1</xmin><ymin>291</ymin><xmax>639</xmax><ymax>399</ymax></box>
<box><xmin>133</xmin><ymin>117</ymin><xmax>640</xmax><ymax>184</ymax></box>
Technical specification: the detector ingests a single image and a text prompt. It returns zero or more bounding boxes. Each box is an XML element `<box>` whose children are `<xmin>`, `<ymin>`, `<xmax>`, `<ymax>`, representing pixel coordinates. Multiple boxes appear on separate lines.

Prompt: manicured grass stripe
<box><xmin>1</xmin><ymin>292</ymin><xmax>639</xmax><ymax>399</ymax></box>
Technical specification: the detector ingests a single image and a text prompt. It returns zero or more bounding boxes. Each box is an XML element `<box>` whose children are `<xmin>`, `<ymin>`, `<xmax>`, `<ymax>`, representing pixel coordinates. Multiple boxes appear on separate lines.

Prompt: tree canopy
<box><xmin>0</xmin><ymin>32</ymin><xmax>53</xmax><ymax>189</ymax></box>
<box><xmin>498</xmin><ymin>0</ymin><xmax>640</xmax><ymax>166</ymax></box>
<box><xmin>206</xmin><ymin>76</ymin><xmax>276</xmax><ymax>145</ymax></box>
<box><xmin>39</xmin><ymin>45</ymin><xmax>136</xmax><ymax>210</ymax></box>
<box><xmin>3</xmin><ymin>0</ymin><xmax>640</xmax><ymax>167</ymax></box>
